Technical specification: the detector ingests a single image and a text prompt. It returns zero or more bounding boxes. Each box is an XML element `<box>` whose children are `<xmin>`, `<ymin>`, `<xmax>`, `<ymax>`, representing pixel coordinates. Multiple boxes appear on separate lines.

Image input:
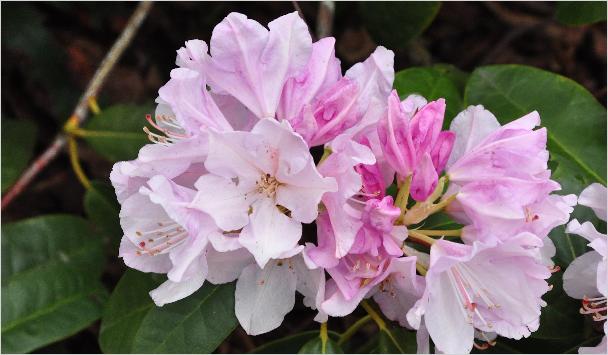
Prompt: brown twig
<box><xmin>316</xmin><ymin>1</ymin><xmax>335</xmax><ymax>39</ymax></box>
<box><xmin>1</xmin><ymin>1</ymin><xmax>153</xmax><ymax>211</ymax></box>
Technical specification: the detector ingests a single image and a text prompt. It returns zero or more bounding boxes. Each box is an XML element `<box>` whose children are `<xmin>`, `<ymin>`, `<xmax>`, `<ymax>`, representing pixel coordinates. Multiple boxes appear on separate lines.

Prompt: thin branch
<box><xmin>316</xmin><ymin>1</ymin><xmax>335</xmax><ymax>39</ymax></box>
<box><xmin>1</xmin><ymin>1</ymin><xmax>153</xmax><ymax>211</ymax></box>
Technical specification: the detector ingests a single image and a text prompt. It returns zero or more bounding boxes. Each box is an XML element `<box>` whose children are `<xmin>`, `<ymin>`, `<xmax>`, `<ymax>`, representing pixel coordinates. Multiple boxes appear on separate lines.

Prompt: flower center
<box><xmin>581</xmin><ymin>296</ymin><xmax>607</xmax><ymax>322</ymax></box>
<box><xmin>134</xmin><ymin>221</ymin><xmax>188</xmax><ymax>256</ymax></box>
<box><xmin>256</xmin><ymin>173</ymin><xmax>281</xmax><ymax>198</ymax></box>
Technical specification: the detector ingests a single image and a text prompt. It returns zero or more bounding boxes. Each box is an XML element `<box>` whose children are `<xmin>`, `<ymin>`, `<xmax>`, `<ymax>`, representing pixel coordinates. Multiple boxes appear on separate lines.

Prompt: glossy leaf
<box><xmin>375</xmin><ymin>327</ymin><xmax>417</xmax><ymax>354</ymax></box>
<box><xmin>1</xmin><ymin>119</ymin><xmax>37</xmax><ymax>193</ymax></box>
<box><xmin>84</xmin><ymin>180</ymin><xmax>122</xmax><ymax>249</ymax></box>
<box><xmin>464</xmin><ymin>65</ymin><xmax>607</xmax><ymax>186</ymax></box>
<box><xmin>99</xmin><ymin>270</ymin><xmax>238</xmax><ymax>353</ymax></box>
<box><xmin>251</xmin><ymin>330</ymin><xmax>340</xmax><ymax>354</ymax></box>
<box><xmin>83</xmin><ymin>104</ymin><xmax>152</xmax><ymax>162</ymax></box>
<box><xmin>556</xmin><ymin>1</ymin><xmax>607</xmax><ymax>26</ymax></box>
<box><xmin>299</xmin><ymin>336</ymin><xmax>344</xmax><ymax>354</ymax></box>
<box><xmin>1</xmin><ymin>215</ymin><xmax>107</xmax><ymax>353</ymax></box>
<box><xmin>394</xmin><ymin>67</ymin><xmax>464</xmax><ymax>122</ymax></box>
<box><xmin>359</xmin><ymin>2</ymin><xmax>441</xmax><ymax>48</ymax></box>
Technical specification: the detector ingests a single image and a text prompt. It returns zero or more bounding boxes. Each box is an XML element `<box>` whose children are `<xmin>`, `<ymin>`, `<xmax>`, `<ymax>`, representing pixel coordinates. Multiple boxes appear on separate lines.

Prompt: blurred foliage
<box><xmin>1</xmin><ymin>119</ymin><xmax>37</xmax><ymax>193</ymax></box>
<box><xmin>359</xmin><ymin>2</ymin><xmax>440</xmax><ymax>49</ymax></box>
<box><xmin>556</xmin><ymin>1</ymin><xmax>607</xmax><ymax>26</ymax></box>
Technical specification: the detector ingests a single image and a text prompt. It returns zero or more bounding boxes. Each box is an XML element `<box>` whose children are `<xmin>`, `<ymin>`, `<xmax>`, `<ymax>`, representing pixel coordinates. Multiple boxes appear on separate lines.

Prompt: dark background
<box><xmin>1</xmin><ymin>2</ymin><xmax>606</xmax><ymax>353</ymax></box>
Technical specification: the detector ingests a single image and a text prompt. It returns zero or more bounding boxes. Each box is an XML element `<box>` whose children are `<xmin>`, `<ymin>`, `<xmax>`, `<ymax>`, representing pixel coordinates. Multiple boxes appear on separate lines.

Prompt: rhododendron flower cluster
<box><xmin>110</xmin><ymin>12</ymin><xmax>578</xmax><ymax>353</ymax></box>
<box><xmin>563</xmin><ymin>183</ymin><xmax>607</xmax><ymax>354</ymax></box>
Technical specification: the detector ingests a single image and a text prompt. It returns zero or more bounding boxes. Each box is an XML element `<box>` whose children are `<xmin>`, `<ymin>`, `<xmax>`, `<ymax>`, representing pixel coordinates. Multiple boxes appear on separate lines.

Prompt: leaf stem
<box><xmin>408</xmin><ymin>230</ymin><xmax>437</xmax><ymax>245</ymax></box>
<box><xmin>338</xmin><ymin>315</ymin><xmax>371</xmax><ymax>346</ymax></box>
<box><xmin>68</xmin><ymin>136</ymin><xmax>91</xmax><ymax>190</ymax></box>
<box><xmin>361</xmin><ymin>300</ymin><xmax>405</xmax><ymax>353</ymax></box>
<box><xmin>415</xmin><ymin>229</ymin><xmax>462</xmax><ymax>237</ymax></box>
<box><xmin>395</xmin><ymin>175</ymin><xmax>412</xmax><ymax>221</ymax></box>
<box><xmin>320</xmin><ymin>322</ymin><xmax>328</xmax><ymax>353</ymax></box>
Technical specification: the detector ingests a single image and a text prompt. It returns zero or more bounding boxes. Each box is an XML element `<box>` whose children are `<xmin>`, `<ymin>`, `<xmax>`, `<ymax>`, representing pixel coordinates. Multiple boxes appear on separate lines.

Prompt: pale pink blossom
<box><xmin>407</xmin><ymin>234</ymin><xmax>551</xmax><ymax>354</ymax></box>
<box><xmin>563</xmin><ymin>183</ymin><xmax>607</xmax><ymax>353</ymax></box>
<box><xmin>191</xmin><ymin>119</ymin><xmax>337</xmax><ymax>267</ymax></box>
<box><xmin>445</xmin><ymin>105</ymin><xmax>572</xmax><ymax>243</ymax></box>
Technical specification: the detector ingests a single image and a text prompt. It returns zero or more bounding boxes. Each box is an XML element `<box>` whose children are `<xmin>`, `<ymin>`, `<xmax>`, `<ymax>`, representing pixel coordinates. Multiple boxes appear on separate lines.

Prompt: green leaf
<box><xmin>83</xmin><ymin>104</ymin><xmax>152</xmax><ymax>162</ymax></box>
<box><xmin>556</xmin><ymin>1</ymin><xmax>607</xmax><ymax>26</ymax></box>
<box><xmin>532</xmin><ymin>272</ymin><xmax>587</xmax><ymax>340</ymax></box>
<box><xmin>84</xmin><ymin>180</ymin><xmax>121</xmax><ymax>249</ymax></box>
<box><xmin>1</xmin><ymin>119</ymin><xmax>37</xmax><ymax>193</ymax></box>
<box><xmin>1</xmin><ymin>215</ymin><xmax>107</xmax><ymax>353</ymax></box>
<box><xmin>394</xmin><ymin>67</ymin><xmax>464</xmax><ymax>122</ymax></box>
<box><xmin>359</xmin><ymin>2</ymin><xmax>441</xmax><ymax>48</ymax></box>
<box><xmin>99</xmin><ymin>270</ymin><xmax>237</xmax><ymax>353</ymax></box>
<box><xmin>251</xmin><ymin>330</ymin><xmax>340</xmax><ymax>354</ymax></box>
<box><xmin>464</xmin><ymin>65</ymin><xmax>607</xmax><ymax>186</ymax></box>
<box><xmin>375</xmin><ymin>327</ymin><xmax>417</xmax><ymax>354</ymax></box>
<box><xmin>299</xmin><ymin>336</ymin><xmax>344</xmax><ymax>354</ymax></box>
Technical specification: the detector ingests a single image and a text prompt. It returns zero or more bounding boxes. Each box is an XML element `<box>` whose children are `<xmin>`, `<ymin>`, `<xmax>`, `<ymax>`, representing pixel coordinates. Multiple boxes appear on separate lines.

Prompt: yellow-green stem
<box><xmin>318</xmin><ymin>147</ymin><xmax>332</xmax><ymax>165</ymax></box>
<box><xmin>395</xmin><ymin>175</ymin><xmax>412</xmax><ymax>221</ymax></box>
<box><xmin>68</xmin><ymin>136</ymin><xmax>91</xmax><ymax>190</ymax></box>
<box><xmin>415</xmin><ymin>229</ymin><xmax>462</xmax><ymax>237</ymax></box>
<box><xmin>416</xmin><ymin>262</ymin><xmax>428</xmax><ymax>276</ymax></box>
<box><xmin>408</xmin><ymin>230</ymin><xmax>437</xmax><ymax>245</ymax></box>
<box><xmin>361</xmin><ymin>300</ymin><xmax>387</xmax><ymax>330</ymax></box>
<box><xmin>338</xmin><ymin>315</ymin><xmax>372</xmax><ymax>346</ymax></box>
<box><xmin>320</xmin><ymin>322</ymin><xmax>328</xmax><ymax>353</ymax></box>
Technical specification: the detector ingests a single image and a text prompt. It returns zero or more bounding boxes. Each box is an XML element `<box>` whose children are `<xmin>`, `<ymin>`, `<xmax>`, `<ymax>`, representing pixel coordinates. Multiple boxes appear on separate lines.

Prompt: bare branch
<box><xmin>1</xmin><ymin>1</ymin><xmax>153</xmax><ymax>211</ymax></box>
<box><xmin>316</xmin><ymin>1</ymin><xmax>335</xmax><ymax>39</ymax></box>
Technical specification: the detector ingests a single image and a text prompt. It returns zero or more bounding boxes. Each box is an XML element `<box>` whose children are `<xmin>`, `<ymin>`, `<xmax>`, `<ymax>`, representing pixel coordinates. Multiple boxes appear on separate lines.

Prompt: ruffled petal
<box><xmin>235</xmin><ymin>261</ymin><xmax>297</xmax><ymax>335</ymax></box>
<box><xmin>207</xmin><ymin>12</ymin><xmax>312</xmax><ymax>118</ymax></box>
<box><xmin>239</xmin><ymin>198</ymin><xmax>302</xmax><ymax>267</ymax></box>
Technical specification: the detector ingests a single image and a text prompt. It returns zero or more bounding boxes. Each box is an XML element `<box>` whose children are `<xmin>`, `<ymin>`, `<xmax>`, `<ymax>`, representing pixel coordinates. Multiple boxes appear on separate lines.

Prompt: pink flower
<box><xmin>378</xmin><ymin>91</ymin><xmax>455</xmax><ymax>201</ymax></box>
<box><xmin>563</xmin><ymin>184</ymin><xmax>607</xmax><ymax>353</ymax></box>
<box><xmin>445</xmin><ymin>105</ymin><xmax>572</xmax><ymax>242</ymax></box>
<box><xmin>191</xmin><ymin>119</ymin><xmax>337</xmax><ymax>267</ymax></box>
<box><xmin>307</xmin><ymin>196</ymin><xmax>410</xmax><ymax>317</ymax></box>
<box><xmin>407</xmin><ymin>234</ymin><xmax>551</xmax><ymax>354</ymax></box>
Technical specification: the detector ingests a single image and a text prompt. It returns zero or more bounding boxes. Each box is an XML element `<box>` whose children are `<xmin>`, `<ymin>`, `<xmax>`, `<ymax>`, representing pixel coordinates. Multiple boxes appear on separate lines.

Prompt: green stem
<box><xmin>361</xmin><ymin>300</ymin><xmax>405</xmax><ymax>353</ymax></box>
<box><xmin>415</xmin><ymin>229</ymin><xmax>462</xmax><ymax>237</ymax></box>
<box><xmin>320</xmin><ymin>322</ymin><xmax>328</xmax><ymax>353</ymax></box>
<box><xmin>408</xmin><ymin>230</ymin><xmax>437</xmax><ymax>246</ymax></box>
<box><xmin>395</xmin><ymin>175</ymin><xmax>412</xmax><ymax>221</ymax></box>
<box><xmin>338</xmin><ymin>315</ymin><xmax>372</xmax><ymax>346</ymax></box>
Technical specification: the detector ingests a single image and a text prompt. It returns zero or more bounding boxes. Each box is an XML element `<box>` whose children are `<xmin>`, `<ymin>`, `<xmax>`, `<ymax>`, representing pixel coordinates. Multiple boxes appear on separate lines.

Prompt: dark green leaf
<box><xmin>1</xmin><ymin>5</ymin><xmax>78</xmax><ymax>119</ymax></box>
<box><xmin>251</xmin><ymin>330</ymin><xmax>340</xmax><ymax>354</ymax></box>
<box><xmin>84</xmin><ymin>180</ymin><xmax>121</xmax><ymax>249</ymax></box>
<box><xmin>394</xmin><ymin>67</ymin><xmax>464</xmax><ymax>122</ymax></box>
<box><xmin>1</xmin><ymin>215</ymin><xmax>107</xmax><ymax>353</ymax></box>
<box><xmin>83</xmin><ymin>104</ymin><xmax>152</xmax><ymax>162</ymax></box>
<box><xmin>99</xmin><ymin>270</ymin><xmax>238</xmax><ymax>353</ymax></box>
<box><xmin>556</xmin><ymin>1</ymin><xmax>607</xmax><ymax>26</ymax></box>
<box><xmin>1</xmin><ymin>119</ymin><xmax>37</xmax><ymax>193</ymax></box>
<box><xmin>464</xmin><ymin>65</ymin><xmax>607</xmax><ymax>186</ymax></box>
<box><xmin>299</xmin><ymin>336</ymin><xmax>344</xmax><ymax>354</ymax></box>
<box><xmin>375</xmin><ymin>327</ymin><xmax>417</xmax><ymax>354</ymax></box>
<box><xmin>359</xmin><ymin>2</ymin><xmax>441</xmax><ymax>48</ymax></box>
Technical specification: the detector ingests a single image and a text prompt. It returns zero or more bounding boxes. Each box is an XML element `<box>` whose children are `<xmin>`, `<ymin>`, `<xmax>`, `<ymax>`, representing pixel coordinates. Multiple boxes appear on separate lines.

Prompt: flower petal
<box><xmin>192</xmin><ymin>174</ymin><xmax>250</xmax><ymax>231</ymax></box>
<box><xmin>207</xmin><ymin>12</ymin><xmax>311</xmax><ymax>118</ymax></box>
<box><xmin>446</xmin><ymin>105</ymin><xmax>501</xmax><ymax>169</ymax></box>
<box><xmin>563</xmin><ymin>250</ymin><xmax>602</xmax><ymax>299</ymax></box>
<box><xmin>150</xmin><ymin>259</ymin><xmax>207</xmax><ymax>307</ymax></box>
<box><xmin>410</xmin><ymin>152</ymin><xmax>439</xmax><ymax>202</ymax></box>
<box><xmin>235</xmin><ymin>261</ymin><xmax>297</xmax><ymax>335</ymax></box>
<box><xmin>578</xmin><ymin>183</ymin><xmax>607</xmax><ymax>221</ymax></box>
<box><xmin>206</xmin><ymin>247</ymin><xmax>254</xmax><ymax>284</ymax></box>
<box><xmin>239</xmin><ymin>198</ymin><xmax>302</xmax><ymax>267</ymax></box>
